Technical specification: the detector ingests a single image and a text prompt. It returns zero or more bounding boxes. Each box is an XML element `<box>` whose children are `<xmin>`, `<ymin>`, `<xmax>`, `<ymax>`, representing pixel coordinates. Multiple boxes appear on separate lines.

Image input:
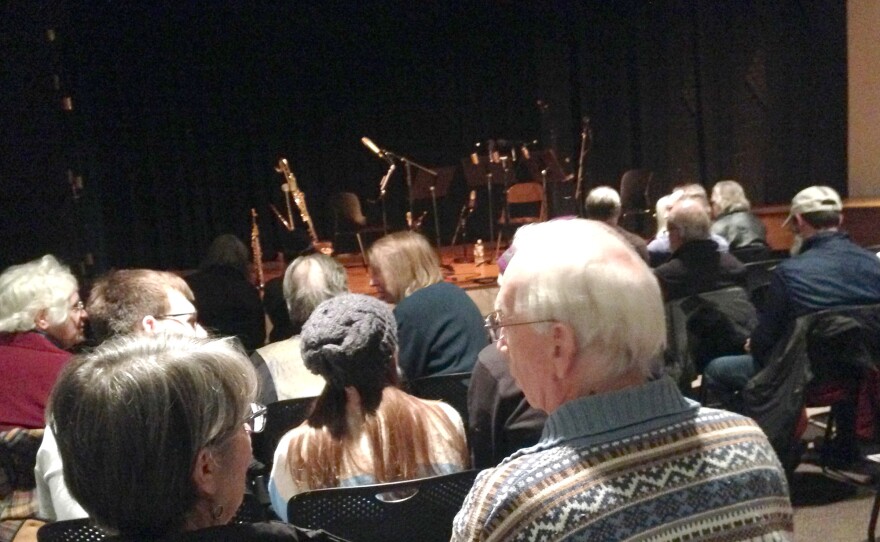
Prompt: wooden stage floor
<box><xmin>259</xmin><ymin>243</ymin><xmax>502</xmax><ymax>315</ymax></box>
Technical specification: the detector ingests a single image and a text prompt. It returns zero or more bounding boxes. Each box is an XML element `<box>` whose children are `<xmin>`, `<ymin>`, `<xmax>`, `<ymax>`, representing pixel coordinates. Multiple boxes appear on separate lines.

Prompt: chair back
<box><xmin>743</xmin><ymin>258</ymin><xmax>784</xmax><ymax>311</ymax></box>
<box><xmin>333</xmin><ymin>192</ymin><xmax>367</xmax><ymax>228</ymax></box>
<box><xmin>665</xmin><ymin>286</ymin><xmax>757</xmax><ymax>392</ymax></box>
<box><xmin>251</xmin><ymin>397</ymin><xmax>316</xmax><ymax>467</ymax></box>
<box><xmin>505</xmin><ymin>182</ymin><xmax>545</xmax><ymax>224</ymax></box>
<box><xmin>409</xmin><ymin>372</ymin><xmax>471</xmax><ymax>431</ymax></box>
<box><xmin>287</xmin><ymin>470</ymin><xmax>480</xmax><ymax>542</ymax></box>
<box><xmin>37</xmin><ymin>519</ymin><xmax>108</xmax><ymax>542</ymax></box>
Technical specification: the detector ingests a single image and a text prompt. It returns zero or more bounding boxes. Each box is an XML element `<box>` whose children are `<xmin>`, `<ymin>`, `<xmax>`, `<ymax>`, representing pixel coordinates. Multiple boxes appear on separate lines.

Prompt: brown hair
<box><xmin>286</xmin><ymin>387</ymin><xmax>468</xmax><ymax>489</ymax></box>
<box><xmin>87</xmin><ymin>269</ymin><xmax>195</xmax><ymax>342</ymax></box>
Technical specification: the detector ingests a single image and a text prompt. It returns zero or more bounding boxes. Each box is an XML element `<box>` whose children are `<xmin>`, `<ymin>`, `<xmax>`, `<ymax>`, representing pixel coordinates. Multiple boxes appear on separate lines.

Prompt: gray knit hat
<box><xmin>300</xmin><ymin>293</ymin><xmax>398</xmax><ymax>387</ymax></box>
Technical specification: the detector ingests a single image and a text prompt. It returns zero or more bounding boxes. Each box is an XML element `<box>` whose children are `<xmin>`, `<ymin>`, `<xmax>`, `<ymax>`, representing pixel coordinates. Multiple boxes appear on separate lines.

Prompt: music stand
<box><xmin>412</xmin><ymin>166</ymin><xmax>453</xmax><ymax>246</ymax></box>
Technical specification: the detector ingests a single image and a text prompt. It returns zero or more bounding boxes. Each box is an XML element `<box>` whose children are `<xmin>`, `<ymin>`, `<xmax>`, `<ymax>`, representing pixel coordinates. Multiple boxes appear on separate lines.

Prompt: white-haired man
<box><xmin>451</xmin><ymin>219</ymin><xmax>792</xmax><ymax>541</ymax></box>
<box><xmin>583</xmin><ymin>185</ymin><xmax>649</xmax><ymax>262</ymax></box>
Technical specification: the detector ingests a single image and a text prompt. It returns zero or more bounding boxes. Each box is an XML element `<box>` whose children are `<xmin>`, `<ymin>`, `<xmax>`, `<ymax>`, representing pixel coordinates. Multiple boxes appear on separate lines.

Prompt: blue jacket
<box><xmin>751</xmin><ymin>231</ymin><xmax>880</xmax><ymax>365</ymax></box>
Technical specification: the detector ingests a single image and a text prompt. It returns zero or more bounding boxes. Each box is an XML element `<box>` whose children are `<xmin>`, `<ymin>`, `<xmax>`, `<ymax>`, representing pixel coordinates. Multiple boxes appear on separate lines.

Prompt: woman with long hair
<box><xmin>366</xmin><ymin>231</ymin><xmax>486</xmax><ymax>380</ymax></box>
<box><xmin>268</xmin><ymin>294</ymin><xmax>469</xmax><ymax>522</ymax></box>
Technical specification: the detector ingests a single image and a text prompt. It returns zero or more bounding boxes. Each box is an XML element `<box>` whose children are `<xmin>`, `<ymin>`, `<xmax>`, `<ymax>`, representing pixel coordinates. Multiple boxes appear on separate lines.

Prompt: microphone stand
<box><xmin>382</xmin><ymin>148</ymin><xmax>438</xmax><ymax>238</ymax></box>
<box><xmin>377</xmin><ymin>162</ymin><xmax>396</xmax><ymax>234</ymax></box>
<box><xmin>451</xmin><ymin>199</ymin><xmax>476</xmax><ymax>262</ymax></box>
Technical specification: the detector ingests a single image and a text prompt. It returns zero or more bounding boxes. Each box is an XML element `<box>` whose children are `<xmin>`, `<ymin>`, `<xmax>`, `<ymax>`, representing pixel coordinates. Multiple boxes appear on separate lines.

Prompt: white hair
<box><xmin>283</xmin><ymin>253</ymin><xmax>349</xmax><ymax>328</ymax></box>
<box><xmin>0</xmin><ymin>255</ymin><xmax>78</xmax><ymax>333</ymax></box>
<box><xmin>504</xmin><ymin>219</ymin><xmax>665</xmax><ymax>379</ymax></box>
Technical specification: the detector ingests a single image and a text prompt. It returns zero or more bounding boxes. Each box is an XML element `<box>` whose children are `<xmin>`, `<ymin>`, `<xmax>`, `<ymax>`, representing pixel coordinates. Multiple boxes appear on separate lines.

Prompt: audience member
<box><xmin>647</xmin><ymin>183</ymin><xmax>730</xmax><ymax>266</ymax></box>
<box><xmin>367</xmin><ymin>231</ymin><xmax>486</xmax><ymax>381</ymax></box>
<box><xmin>0</xmin><ymin>255</ymin><xmax>85</xmax><ymax>430</ymax></box>
<box><xmin>583</xmin><ymin>186</ymin><xmax>649</xmax><ymax>262</ymax></box>
<box><xmin>451</xmin><ymin>219</ymin><xmax>792</xmax><ymax>541</ymax></box>
<box><xmin>186</xmin><ymin>234</ymin><xmax>266</xmax><ymax>351</ymax></box>
<box><xmin>262</xmin><ymin>253</ymin><xmax>296</xmax><ymax>344</ymax></box>
<box><xmin>468</xmin><ymin>245</ymin><xmax>546</xmax><ymax>469</ymax></box>
<box><xmin>36</xmin><ymin>268</ymin><xmax>207</xmax><ymax>521</ymax></box>
<box><xmin>269</xmin><ymin>294</ymin><xmax>468</xmax><ymax>522</ymax></box>
<box><xmin>250</xmin><ymin>253</ymin><xmax>348</xmax><ymax>404</ymax></box>
<box><xmin>654</xmin><ymin>198</ymin><xmax>747</xmax><ymax>301</ymax></box>
<box><xmin>704</xmin><ymin>186</ymin><xmax>880</xmax><ymax>456</ymax></box>
<box><xmin>49</xmin><ymin>334</ymin><xmax>341</xmax><ymax>541</ymax></box>
<box><xmin>710</xmin><ymin>179</ymin><xmax>768</xmax><ymax>250</ymax></box>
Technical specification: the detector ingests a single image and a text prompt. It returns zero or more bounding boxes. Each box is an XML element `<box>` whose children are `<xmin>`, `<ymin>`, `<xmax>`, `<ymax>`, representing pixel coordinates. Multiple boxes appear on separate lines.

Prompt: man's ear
<box><xmin>549</xmin><ymin>322</ymin><xmax>578</xmax><ymax>381</ymax></box>
<box><xmin>141</xmin><ymin>315</ymin><xmax>159</xmax><ymax>334</ymax></box>
<box><xmin>191</xmin><ymin>447</ymin><xmax>219</xmax><ymax>499</ymax></box>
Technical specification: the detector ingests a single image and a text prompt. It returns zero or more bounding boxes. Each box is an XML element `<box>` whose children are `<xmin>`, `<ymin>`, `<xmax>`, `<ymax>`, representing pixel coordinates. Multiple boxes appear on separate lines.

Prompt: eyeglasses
<box><xmin>156</xmin><ymin>311</ymin><xmax>199</xmax><ymax>331</ymax></box>
<box><xmin>71</xmin><ymin>300</ymin><xmax>85</xmax><ymax>313</ymax></box>
<box><xmin>483</xmin><ymin>310</ymin><xmax>555</xmax><ymax>343</ymax></box>
<box><xmin>245</xmin><ymin>403</ymin><xmax>267</xmax><ymax>434</ymax></box>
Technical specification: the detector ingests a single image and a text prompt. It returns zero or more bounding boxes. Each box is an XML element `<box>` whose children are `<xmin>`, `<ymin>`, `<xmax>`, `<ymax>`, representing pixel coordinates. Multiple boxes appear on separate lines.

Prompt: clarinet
<box><xmin>250</xmin><ymin>208</ymin><xmax>265</xmax><ymax>292</ymax></box>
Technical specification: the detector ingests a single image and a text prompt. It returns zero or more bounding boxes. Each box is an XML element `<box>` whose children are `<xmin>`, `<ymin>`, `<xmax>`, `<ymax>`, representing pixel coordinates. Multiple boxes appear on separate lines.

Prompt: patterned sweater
<box><xmin>451</xmin><ymin>377</ymin><xmax>793</xmax><ymax>541</ymax></box>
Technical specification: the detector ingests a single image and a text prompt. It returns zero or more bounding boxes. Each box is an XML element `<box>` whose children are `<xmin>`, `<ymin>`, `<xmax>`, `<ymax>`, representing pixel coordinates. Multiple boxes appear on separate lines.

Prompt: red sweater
<box><xmin>0</xmin><ymin>332</ymin><xmax>72</xmax><ymax>430</ymax></box>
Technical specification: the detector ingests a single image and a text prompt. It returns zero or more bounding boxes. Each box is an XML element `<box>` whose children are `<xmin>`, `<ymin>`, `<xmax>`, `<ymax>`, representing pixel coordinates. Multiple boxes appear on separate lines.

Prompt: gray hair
<box><xmin>48</xmin><ymin>334</ymin><xmax>256</xmax><ymax>537</ymax></box>
<box><xmin>283</xmin><ymin>253</ymin><xmax>349</xmax><ymax>329</ymax></box>
<box><xmin>667</xmin><ymin>198</ymin><xmax>712</xmax><ymax>242</ymax></box>
<box><xmin>0</xmin><ymin>255</ymin><xmax>78</xmax><ymax>333</ymax></box>
<box><xmin>504</xmin><ymin>219</ymin><xmax>665</xmax><ymax>380</ymax></box>
<box><xmin>200</xmin><ymin>234</ymin><xmax>250</xmax><ymax>276</ymax></box>
<box><xmin>584</xmin><ymin>186</ymin><xmax>622</xmax><ymax>222</ymax></box>
<box><xmin>711</xmin><ymin>180</ymin><xmax>751</xmax><ymax>216</ymax></box>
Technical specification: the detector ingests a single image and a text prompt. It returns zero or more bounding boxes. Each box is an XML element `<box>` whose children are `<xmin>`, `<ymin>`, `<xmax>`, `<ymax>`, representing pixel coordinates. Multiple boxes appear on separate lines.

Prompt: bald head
<box><xmin>667</xmin><ymin>199</ymin><xmax>711</xmax><ymax>252</ymax></box>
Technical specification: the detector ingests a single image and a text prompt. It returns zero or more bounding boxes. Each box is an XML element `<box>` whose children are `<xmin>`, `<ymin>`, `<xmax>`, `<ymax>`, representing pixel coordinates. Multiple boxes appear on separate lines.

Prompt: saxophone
<box><xmin>275</xmin><ymin>158</ymin><xmax>333</xmax><ymax>255</ymax></box>
<box><xmin>250</xmin><ymin>208</ymin><xmax>265</xmax><ymax>292</ymax></box>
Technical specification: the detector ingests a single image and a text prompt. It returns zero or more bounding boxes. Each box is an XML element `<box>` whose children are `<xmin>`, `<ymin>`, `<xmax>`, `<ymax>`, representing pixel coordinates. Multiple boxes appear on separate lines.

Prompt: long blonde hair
<box><xmin>367</xmin><ymin>231</ymin><xmax>442</xmax><ymax>303</ymax></box>
<box><xmin>286</xmin><ymin>387</ymin><xmax>468</xmax><ymax>490</ymax></box>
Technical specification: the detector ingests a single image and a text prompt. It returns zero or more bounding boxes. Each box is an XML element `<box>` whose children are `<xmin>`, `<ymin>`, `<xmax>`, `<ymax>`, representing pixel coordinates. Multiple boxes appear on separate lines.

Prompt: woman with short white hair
<box><xmin>0</xmin><ymin>254</ymin><xmax>86</xmax><ymax>430</ymax></box>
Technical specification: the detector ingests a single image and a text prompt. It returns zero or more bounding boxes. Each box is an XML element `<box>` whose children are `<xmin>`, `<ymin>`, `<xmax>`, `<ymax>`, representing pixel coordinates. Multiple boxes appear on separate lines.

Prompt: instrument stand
<box><xmin>411</xmin><ymin>166</ymin><xmax>453</xmax><ymax>247</ymax></box>
<box><xmin>450</xmin><ymin>194</ymin><xmax>476</xmax><ymax>262</ymax></box>
<box><xmin>377</xmin><ymin>161</ymin><xmax>396</xmax><ymax>234</ymax></box>
<box><xmin>492</xmin><ymin>157</ymin><xmax>515</xmax><ymax>261</ymax></box>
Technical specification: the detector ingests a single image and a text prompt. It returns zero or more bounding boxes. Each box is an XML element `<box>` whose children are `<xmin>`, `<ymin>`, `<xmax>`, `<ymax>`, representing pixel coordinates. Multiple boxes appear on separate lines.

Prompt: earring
<box><xmin>210</xmin><ymin>504</ymin><xmax>224</xmax><ymax>522</ymax></box>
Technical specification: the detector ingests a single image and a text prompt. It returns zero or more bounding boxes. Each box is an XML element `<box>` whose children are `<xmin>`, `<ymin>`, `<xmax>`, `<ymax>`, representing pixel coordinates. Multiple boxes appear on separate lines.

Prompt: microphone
<box><xmin>362</xmin><ymin>137</ymin><xmax>392</xmax><ymax>163</ymax></box>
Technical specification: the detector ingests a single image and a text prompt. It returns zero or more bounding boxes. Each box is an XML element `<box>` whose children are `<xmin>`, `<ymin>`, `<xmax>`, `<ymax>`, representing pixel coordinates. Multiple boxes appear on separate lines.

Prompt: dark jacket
<box><xmin>743</xmin><ymin>304</ymin><xmax>880</xmax><ymax>469</ymax></box>
<box><xmin>654</xmin><ymin>239</ymin><xmax>747</xmax><ymax>302</ymax></box>
<box><xmin>185</xmin><ymin>265</ymin><xmax>266</xmax><ymax>352</ymax></box>
<box><xmin>750</xmin><ymin>231</ymin><xmax>880</xmax><ymax>366</ymax></box>
<box><xmin>711</xmin><ymin>210</ymin><xmax>767</xmax><ymax>250</ymax></box>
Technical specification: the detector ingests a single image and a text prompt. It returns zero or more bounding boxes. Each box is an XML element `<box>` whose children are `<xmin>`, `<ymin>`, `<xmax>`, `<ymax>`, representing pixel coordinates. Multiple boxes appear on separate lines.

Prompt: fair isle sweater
<box><xmin>451</xmin><ymin>377</ymin><xmax>793</xmax><ymax>542</ymax></box>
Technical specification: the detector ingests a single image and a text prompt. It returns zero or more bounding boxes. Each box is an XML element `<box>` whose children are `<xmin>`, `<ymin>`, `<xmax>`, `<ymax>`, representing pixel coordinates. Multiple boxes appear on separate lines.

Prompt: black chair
<box><xmin>729</xmin><ymin>244</ymin><xmax>772</xmax><ymax>263</ymax></box>
<box><xmin>287</xmin><ymin>470</ymin><xmax>480</xmax><ymax>542</ymax></box>
<box><xmin>37</xmin><ymin>519</ymin><xmax>108</xmax><ymax>542</ymax></box>
<box><xmin>664</xmin><ymin>286</ymin><xmax>757</xmax><ymax>398</ymax></box>
<box><xmin>743</xmin><ymin>258</ymin><xmax>784</xmax><ymax>312</ymax></box>
<box><xmin>619</xmin><ymin>169</ymin><xmax>654</xmax><ymax>237</ymax></box>
<box><xmin>251</xmin><ymin>397</ymin><xmax>317</xmax><ymax>468</ymax></box>
<box><xmin>409</xmin><ymin>371</ymin><xmax>471</xmax><ymax>432</ymax></box>
<box><xmin>331</xmin><ymin>192</ymin><xmax>385</xmax><ymax>265</ymax></box>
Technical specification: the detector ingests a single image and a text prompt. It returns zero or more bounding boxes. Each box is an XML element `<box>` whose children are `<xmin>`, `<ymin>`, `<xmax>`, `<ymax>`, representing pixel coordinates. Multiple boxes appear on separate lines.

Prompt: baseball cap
<box><xmin>783</xmin><ymin>186</ymin><xmax>842</xmax><ymax>226</ymax></box>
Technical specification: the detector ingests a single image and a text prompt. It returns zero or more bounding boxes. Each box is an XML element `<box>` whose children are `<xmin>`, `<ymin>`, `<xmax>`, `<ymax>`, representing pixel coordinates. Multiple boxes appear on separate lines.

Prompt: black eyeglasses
<box><xmin>156</xmin><ymin>311</ymin><xmax>199</xmax><ymax>330</ymax></box>
<box><xmin>245</xmin><ymin>403</ymin><xmax>267</xmax><ymax>434</ymax></box>
<box><xmin>483</xmin><ymin>310</ymin><xmax>555</xmax><ymax>342</ymax></box>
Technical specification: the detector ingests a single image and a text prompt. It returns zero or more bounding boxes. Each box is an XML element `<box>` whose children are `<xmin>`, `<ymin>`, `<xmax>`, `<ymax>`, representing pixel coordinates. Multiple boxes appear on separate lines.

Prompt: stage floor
<box><xmin>259</xmin><ymin>243</ymin><xmax>502</xmax><ymax>316</ymax></box>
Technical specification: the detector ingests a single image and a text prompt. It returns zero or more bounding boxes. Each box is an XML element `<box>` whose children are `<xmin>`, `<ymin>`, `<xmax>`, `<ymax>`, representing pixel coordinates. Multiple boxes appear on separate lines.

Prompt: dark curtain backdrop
<box><xmin>1</xmin><ymin>1</ymin><xmax>845</xmax><ymax>273</ymax></box>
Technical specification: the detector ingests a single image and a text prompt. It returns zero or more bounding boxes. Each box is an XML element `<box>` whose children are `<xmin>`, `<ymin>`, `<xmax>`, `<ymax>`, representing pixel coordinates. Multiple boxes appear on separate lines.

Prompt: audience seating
<box><xmin>251</xmin><ymin>397</ymin><xmax>316</xmax><ymax>468</ymax></box>
<box><xmin>501</xmin><ymin>182</ymin><xmax>545</xmax><ymax>230</ymax></box>
<box><xmin>287</xmin><ymin>470</ymin><xmax>480</xmax><ymax>542</ymax></box>
<box><xmin>37</xmin><ymin>518</ymin><xmax>106</xmax><ymax>542</ymax></box>
<box><xmin>664</xmin><ymin>286</ymin><xmax>757</xmax><ymax>396</ymax></box>
<box><xmin>743</xmin><ymin>258</ymin><xmax>784</xmax><ymax>312</ymax></box>
<box><xmin>409</xmin><ymin>372</ymin><xmax>471</xmax><ymax>433</ymax></box>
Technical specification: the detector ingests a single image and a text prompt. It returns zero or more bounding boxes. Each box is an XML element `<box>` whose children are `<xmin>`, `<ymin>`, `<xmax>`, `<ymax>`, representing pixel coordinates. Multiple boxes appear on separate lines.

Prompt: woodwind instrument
<box><xmin>250</xmin><ymin>208</ymin><xmax>265</xmax><ymax>292</ymax></box>
<box><xmin>275</xmin><ymin>158</ymin><xmax>333</xmax><ymax>255</ymax></box>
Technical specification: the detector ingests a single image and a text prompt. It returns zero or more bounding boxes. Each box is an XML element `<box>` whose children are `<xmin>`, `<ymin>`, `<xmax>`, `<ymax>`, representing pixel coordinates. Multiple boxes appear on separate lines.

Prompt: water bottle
<box><xmin>474</xmin><ymin>239</ymin><xmax>485</xmax><ymax>268</ymax></box>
